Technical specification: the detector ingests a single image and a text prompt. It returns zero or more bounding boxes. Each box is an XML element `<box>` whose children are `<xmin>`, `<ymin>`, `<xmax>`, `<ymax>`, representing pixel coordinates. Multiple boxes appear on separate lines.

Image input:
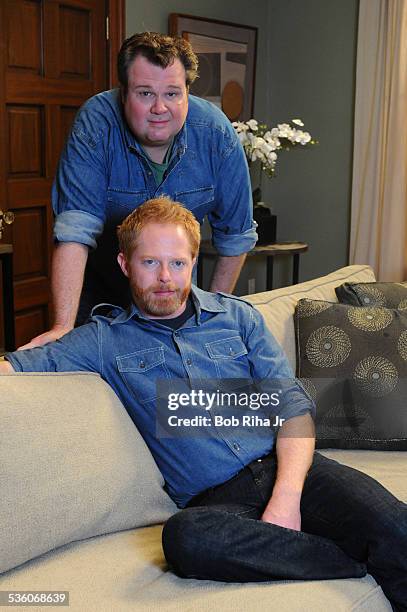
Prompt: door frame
<box><xmin>107</xmin><ymin>0</ymin><xmax>126</xmax><ymax>88</ymax></box>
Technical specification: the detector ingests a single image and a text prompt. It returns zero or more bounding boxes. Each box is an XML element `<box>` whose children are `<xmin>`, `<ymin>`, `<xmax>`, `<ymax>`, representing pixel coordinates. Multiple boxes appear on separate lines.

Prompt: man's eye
<box><xmin>143</xmin><ymin>259</ymin><xmax>157</xmax><ymax>266</ymax></box>
<box><xmin>171</xmin><ymin>260</ymin><xmax>185</xmax><ymax>269</ymax></box>
<box><xmin>138</xmin><ymin>91</ymin><xmax>153</xmax><ymax>97</ymax></box>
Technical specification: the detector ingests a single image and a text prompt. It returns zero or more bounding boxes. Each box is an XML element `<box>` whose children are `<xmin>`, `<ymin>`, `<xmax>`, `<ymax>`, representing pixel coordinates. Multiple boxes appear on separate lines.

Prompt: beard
<box><xmin>130</xmin><ymin>280</ymin><xmax>191</xmax><ymax>317</ymax></box>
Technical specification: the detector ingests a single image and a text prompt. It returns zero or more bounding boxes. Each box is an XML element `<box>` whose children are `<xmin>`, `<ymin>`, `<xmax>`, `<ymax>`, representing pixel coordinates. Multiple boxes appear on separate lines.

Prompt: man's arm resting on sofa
<box><xmin>18</xmin><ymin>242</ymin><xmax>89</xmax><ymax>350</ymax></box>
<box><xmin>261</xmin><ymin>413</ymin><xmax>315</xmax><ymax>531</ymax></box>
<box><xmin>0</xmin><ymin>360</ymin><xmax>14</xmax><ymax>373</ymax></box>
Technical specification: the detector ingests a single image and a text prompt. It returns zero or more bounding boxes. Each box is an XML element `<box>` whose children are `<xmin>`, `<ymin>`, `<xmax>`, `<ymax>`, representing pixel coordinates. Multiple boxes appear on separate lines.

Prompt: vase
<box><xmin>253</xmin><ymin>201</ymin><xmax>277</xmax><ymax>246</ymax></box>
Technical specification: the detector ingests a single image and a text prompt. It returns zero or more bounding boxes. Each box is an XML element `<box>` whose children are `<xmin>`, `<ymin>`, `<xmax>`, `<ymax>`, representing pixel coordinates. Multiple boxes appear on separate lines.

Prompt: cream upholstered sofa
<box><xmin>1</xmin><ymin>264</ymin><xmax>405</xmax><ymax>612</ymax></box>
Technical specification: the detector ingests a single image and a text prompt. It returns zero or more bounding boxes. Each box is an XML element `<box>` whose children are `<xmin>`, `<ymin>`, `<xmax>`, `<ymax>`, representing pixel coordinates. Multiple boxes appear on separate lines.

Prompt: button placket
<box><xmin>173</xmin><ymin>331</ymin><xmax>193</xmax><ymax>378</ymax></box>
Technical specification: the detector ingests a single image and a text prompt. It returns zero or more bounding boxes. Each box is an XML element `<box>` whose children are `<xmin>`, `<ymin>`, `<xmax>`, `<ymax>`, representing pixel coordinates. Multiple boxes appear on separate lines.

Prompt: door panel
<box><xmin>0</xmin><ymin>0</ymin><xmax>123</xmax><ymax>349</ymax></box>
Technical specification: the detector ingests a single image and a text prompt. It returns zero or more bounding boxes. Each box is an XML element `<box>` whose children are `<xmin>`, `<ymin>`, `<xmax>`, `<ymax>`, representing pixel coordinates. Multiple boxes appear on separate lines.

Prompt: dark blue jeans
<box><xmin>162</xmin><ymin>452</ymin><xmax>407</xmax><ymax>611</ymax></box>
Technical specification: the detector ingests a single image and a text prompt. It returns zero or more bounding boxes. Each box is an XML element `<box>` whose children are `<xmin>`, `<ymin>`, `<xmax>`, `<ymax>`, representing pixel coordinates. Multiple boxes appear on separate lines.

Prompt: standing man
<box><xmin>22</xmin><ymin>32</ymin><xmax>256</xmax><ymax>349</ymax></box>
<box><xmin>2</xmin><ymin>197</ymin><xmax>406</xmax><ymax>611</ymax></box>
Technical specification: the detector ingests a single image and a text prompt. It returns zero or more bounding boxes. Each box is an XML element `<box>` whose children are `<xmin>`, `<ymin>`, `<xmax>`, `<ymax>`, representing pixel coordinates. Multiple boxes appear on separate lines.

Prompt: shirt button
<box><xmin>229</xmin><ymin>347</ymin><xmax>235</xmax><ymax>355</ymax></box>
<box><xmin>186</xmin><ymin>358</ymin><xmax>192</xmax><ymax>366</ymax></box>
<box><xmin>233</xmin><ymin>442</ymin><xmax>240</xmax><ymax>451</ymax></box>
<box><xmin>139</xmin><ymin>361</ymin><xmax>145</xmax><ymax>369</ymax></box>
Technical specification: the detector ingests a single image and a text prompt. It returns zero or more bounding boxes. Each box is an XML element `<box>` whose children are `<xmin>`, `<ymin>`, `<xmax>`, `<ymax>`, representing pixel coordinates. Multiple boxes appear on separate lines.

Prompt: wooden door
<box><xmin>0</xmin><ymin>0</ymin><xmax>124</xmax><ymax>349</ymax></box>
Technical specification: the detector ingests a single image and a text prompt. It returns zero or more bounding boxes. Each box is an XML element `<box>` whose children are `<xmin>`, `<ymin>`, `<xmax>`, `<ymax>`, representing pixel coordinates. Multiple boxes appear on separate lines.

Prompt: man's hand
<box><xmin>261</xmin><ymin>413</ymin><xmax>315</xmax><ymax>531</ymax></box>
<box><xmin>17</xmin><ymin>325</ymin><xmax>72</xmax><ymax>350</ymax></box>
<box><xmin>261</xmin><ymin>487</ymin><xmax>302</xmax><ymax>531</ymax></box>
<box><xmin>0</xmin><ymin>360</ymin><xmax>14</xmax><ymax>373</ymax></box>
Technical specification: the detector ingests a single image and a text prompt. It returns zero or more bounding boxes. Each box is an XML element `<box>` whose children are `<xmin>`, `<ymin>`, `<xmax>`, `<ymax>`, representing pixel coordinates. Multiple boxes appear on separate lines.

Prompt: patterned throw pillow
<box><xmin>335</xmin><ymin>281</ymin><xmax>407</xmax><ymax>308</ymax></box>
<box><xmin>295</xmin><ymin>298</ymin><xmax>407</xmax><ymax>450</ymax></box>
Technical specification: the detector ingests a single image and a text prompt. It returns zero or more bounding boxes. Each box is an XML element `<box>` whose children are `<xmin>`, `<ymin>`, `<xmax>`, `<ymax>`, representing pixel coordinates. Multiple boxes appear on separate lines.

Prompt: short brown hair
<box><xmin>117</xmin><ymin>196</ymin><xmax>201</xmax><ymax>260</ymax></box>
<box><xmin>118</xmin><ymin>32</ymin><xmax>199</xmax><ymax>95</ymax></box>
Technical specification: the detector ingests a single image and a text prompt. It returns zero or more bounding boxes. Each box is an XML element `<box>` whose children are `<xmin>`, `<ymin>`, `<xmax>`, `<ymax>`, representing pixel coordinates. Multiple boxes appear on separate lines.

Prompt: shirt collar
<box><xmin>105</xmin><ymin>285</ymin><xmax>226</xmax><ymax>326</ymax></box>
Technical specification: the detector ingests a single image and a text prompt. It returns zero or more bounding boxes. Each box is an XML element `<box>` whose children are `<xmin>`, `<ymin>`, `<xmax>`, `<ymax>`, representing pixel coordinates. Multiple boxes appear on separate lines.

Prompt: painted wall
<box><xmin>264</xmin><ymin>0</ymin><xmax>359</xmax><ymax>288</ymax></box>
<box><xmin>125</xmin><ymin>0</ymin><xmax>359</xmax><ymax>294</ymax></box>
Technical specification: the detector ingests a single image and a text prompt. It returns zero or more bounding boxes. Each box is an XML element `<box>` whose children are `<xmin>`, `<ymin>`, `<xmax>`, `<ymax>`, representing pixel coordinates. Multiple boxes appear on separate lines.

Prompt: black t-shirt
<box><xmin>156</xmin><ymin>297</ymin><xmax>195</xmax><ymax>330</ymax></box>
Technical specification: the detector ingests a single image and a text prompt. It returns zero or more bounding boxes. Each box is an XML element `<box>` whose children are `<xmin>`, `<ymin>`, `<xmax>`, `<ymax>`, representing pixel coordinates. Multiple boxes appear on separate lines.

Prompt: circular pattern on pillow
<box><xmin>319</xmin><ymin>402</ymin><xmax>375</xmax><ymax>439</ymax></box>
<box><xmin>299</xmin><ymin>377</ymin><xmax>317</xmax><ymax>400</ymax></box>
<box><xmin>397</xmin><ymin>330</ymin><xmax>407</xmax><ymax>360</ymax></box>
<box><xmin>398</xmin><ymin>298</ymin><xmax>407</xmax><ymax>310</ymax></box>
<box><xmin>352</xmin><ymin>284</ymin><xmax>386</xmax><ymax>306</ymax></box>
<box><xmin>353</xmin><ymin>356</ymin><xmax>398</xmax><ymax>397</ymax></box>
<box><xmin>306</xmin><ymin>326</ymin><xmax>351</xmax><ymax>368</ymax></box>
<box><xmin>297</xmin><ymin>299</ymin><xmax>333</xmax><ymax>318</ymax></box>
<box><xmin>347</xmin><ymin>306</ymin><xmax>393</xmax><ymax>332</ymax></box>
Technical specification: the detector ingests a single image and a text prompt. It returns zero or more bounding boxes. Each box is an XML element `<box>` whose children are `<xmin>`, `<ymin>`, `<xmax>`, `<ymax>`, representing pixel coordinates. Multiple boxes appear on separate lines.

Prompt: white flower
<box><xmin>238</xmin><ymin>131</ymin><xmax>250</xmax><ymax>145</ymax></box>
<box><xmin>299</xmin><ymin>131</ymin><xmax>311</xmax><ymax>144</ymax></box>
<box><xmin>232</xmin><ymin>116</ymin><xmax>315</xmax><ymax>178</ymax></box>
<box><xmin>246</xmin><ymin>119</ymin><xmax>258</xmax><ymax>130</ymax></box>
<box><xmin>277</xmin><ymin>123</ymin><xmax>294</xmax><ymax>139</ymax></box>
<box><xmin>232</xmin><ymin>121</ymin><xmax>249</xmax><ymax>133</ymax></box>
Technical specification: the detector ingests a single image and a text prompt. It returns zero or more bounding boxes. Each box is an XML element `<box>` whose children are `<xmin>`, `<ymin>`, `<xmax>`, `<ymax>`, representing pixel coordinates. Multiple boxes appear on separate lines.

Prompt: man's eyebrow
<box><xmin>132</xmin><ymin>84</ymin><xmax>183</xmax><ymax>89</ymax></box>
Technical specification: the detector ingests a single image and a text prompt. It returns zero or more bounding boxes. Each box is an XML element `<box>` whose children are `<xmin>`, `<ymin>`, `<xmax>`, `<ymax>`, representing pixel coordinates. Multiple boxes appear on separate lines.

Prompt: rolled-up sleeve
<box><xmin>53</xmin><ymin>210</ymin><xmax>104</xmax><ymax>250</ymax></box>
<box><xmin>209</xmin><ymin>131</ymin><xmax>258</xmax><ymax>256</ymax></box>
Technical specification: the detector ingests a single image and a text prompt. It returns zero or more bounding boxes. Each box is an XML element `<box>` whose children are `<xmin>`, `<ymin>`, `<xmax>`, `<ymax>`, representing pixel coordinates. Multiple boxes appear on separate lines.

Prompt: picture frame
<box><xmin>169</xmin><ymin>14</ymin><xmax>257</xmax><ymax>121</ymax></box>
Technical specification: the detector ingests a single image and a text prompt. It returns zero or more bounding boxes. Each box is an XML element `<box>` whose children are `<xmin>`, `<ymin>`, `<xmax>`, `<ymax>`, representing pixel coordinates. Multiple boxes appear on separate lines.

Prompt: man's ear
<box><xmin>117</xmin><ymin>252</ymin><xmax>129</xmax><ymax>278</ymax></box>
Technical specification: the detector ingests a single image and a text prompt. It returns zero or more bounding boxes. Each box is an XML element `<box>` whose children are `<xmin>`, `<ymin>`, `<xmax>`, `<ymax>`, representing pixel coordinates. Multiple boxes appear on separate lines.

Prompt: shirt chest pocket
<box><xmin>116</xmin><ymin>347</ymin><xmax>170</xmax><ymax>404</ymax></box>
<box><xmin>107</xmin><ymin>189</ymin><xmax>148</xmax><ymax>213</ymax></box>
<box><xmin>205</xmin><ymin>336</ymin><xmax>250</xmax><ymax>379</ymax></box>
<box><xmin>174</xmin><ymin>186</ymin><xmax>215</xmax><ymax>221</ymax></box>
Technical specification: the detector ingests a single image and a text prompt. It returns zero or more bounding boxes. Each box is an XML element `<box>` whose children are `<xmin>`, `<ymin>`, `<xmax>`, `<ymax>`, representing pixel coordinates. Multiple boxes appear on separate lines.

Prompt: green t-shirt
<box><xmin>142</xmin><ymin>141</ymin><xmax>174</xmax><ymax>186</ymax></box>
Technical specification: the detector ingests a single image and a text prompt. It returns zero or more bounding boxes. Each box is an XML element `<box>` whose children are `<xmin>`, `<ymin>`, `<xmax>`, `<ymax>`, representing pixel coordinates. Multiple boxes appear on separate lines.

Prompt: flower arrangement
<box><xmin>232</xmin><ymin>118</ymin><xmax>316</xmax><ymax>179</ymax></box>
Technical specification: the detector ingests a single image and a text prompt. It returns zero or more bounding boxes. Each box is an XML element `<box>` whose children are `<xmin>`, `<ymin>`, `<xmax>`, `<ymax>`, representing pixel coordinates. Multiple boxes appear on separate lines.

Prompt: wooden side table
<box><xmin>197</xmin><ymin>241</ymin><xmax>309</xmax><ymax>291</ymax></box>
<box><xmin>0</xmin><ymin>244</ymin><xmax>15</xmax><ymax>352</ymax></box>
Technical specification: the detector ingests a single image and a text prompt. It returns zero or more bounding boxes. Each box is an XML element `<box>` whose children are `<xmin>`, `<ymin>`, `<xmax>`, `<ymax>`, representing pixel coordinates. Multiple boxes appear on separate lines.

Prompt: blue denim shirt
<box><xmin>52</xmin><ymin>90</ymin><xmax>257</xmax><ymax>309</ymax></box>
<box><xmin>6</xmin><ymin>288</ymin><xmax>314</xmax><ymax>508</ymax></box>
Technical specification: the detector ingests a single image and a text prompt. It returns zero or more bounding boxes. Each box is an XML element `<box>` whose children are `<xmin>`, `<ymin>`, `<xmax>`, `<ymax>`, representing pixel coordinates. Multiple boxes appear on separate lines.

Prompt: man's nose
<box><xmin>158</xmin><ymin>263</ymin><xmax>171</xmax><ymax>283</ymax></box>
<box><xmin>151</xmin><ymin>95</ymin><xmax>167</xmax><ymax>114</ymax></box>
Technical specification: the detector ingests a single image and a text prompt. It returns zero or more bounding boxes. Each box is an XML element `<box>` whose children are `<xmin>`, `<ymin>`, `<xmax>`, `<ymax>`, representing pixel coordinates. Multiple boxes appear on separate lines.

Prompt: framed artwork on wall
<box><xmin>169</xmin><ymin>14</ymin><xmax>257</xmax><ymax>121</ymax></box>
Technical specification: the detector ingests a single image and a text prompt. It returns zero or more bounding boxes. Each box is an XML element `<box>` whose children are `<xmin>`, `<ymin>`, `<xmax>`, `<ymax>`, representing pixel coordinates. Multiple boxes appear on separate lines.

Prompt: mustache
<box><xmin>149</xmin><ymin>283</ymin><xmax>178</xmax><ymax>292</ymax></box>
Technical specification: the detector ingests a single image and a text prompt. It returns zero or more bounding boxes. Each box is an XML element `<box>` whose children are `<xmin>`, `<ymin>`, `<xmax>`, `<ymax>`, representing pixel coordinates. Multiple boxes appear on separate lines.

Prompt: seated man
<box><xmin>1</xmin><ymin>197</ymin><xmax>406</xmax><ymax>611</ymax></box>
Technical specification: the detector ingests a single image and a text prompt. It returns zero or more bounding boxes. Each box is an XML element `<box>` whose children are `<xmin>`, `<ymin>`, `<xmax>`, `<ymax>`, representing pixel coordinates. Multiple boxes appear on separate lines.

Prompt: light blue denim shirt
<box><xmin>52</xmin><ymin>90</ymin><xmax>257</xmax><ymax>310</ymax></box>
<box><xmin>6</xmin><ymin>287</ymin><xmax>314</xmax><ymax>508</ymax></box>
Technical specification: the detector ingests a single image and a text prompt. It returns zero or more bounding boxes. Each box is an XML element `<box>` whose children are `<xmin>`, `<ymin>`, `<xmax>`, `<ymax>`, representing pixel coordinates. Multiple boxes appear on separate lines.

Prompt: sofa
<box><xmin>0</xmin><ymin>264</ymin><xmax>405</xmax><ymax>612</ymax></box>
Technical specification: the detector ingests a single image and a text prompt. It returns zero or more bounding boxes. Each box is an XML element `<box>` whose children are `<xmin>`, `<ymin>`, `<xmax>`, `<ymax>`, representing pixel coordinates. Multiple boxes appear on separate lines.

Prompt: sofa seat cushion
<box><xmin>0</xmin><ymin>450</ymin><xmax>404</xmax><ymax>611</ymax></box>
<box><xmin>318</xmin><ymin>449</ymin><xmax>407</xmax><ymax>502</ymax></box>
<box><xmin>244</xmin><ymin>265</ymin><xmax>375</xmax><ymax>372</ymax></box>
<box><xmin>0</xmin><ymin>373</ymin><xmax>177</xmax><ymax>575</ymax></box>
<box><xmin>0</xmin><ymin>526</ymin><xmax>391</xmax><ymax>612</ymax></box>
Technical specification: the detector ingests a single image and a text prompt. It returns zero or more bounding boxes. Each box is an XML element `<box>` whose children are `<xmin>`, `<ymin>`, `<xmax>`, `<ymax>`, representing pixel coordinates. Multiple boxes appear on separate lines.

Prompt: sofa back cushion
<box><xmin>0</xmin><ymin>372</ymin><xmax>177</xmax><ymax>574</ymax></box>
<box><xmin>243</xmin><ymin>265</ymin><xmax>375</xmax><ymax>372</ymax></box>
